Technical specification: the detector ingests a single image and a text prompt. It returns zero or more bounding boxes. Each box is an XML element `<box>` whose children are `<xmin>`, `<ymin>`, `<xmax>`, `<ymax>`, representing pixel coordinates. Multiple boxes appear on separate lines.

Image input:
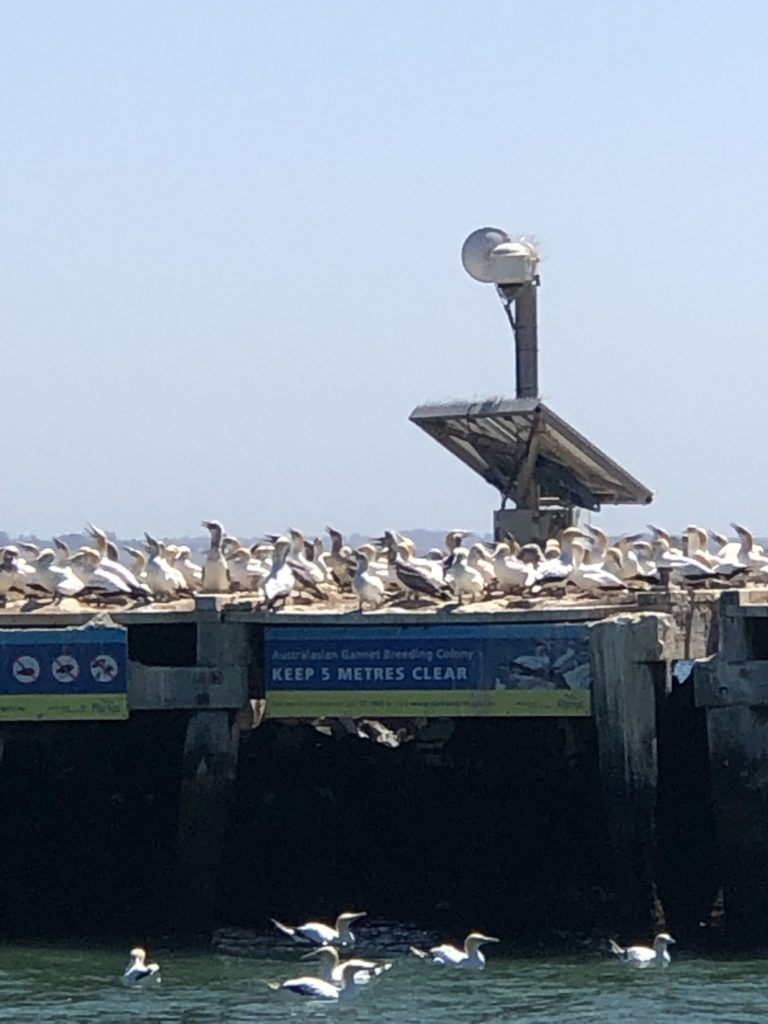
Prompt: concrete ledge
<box><xmin>128</xmin><ymin>663</ymin><xmax>246</xmax><ymax>710</ymax></box>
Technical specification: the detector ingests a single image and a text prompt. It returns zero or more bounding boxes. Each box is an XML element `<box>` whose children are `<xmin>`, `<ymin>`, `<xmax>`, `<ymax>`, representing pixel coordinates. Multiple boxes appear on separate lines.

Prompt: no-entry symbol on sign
<box><xmin>90</xmin><ymin>654</ymin><xmax>118</xmax><ymax>683</ymax></box>
<box><xmin>12</xmin><ymin>656</ymin><xmax>40</xmax><ymax>685</ymax></box>
<box><xmin>52</xmin><ymin>655</ymin><xmax>80</xmax><ymax>684</ymax></box>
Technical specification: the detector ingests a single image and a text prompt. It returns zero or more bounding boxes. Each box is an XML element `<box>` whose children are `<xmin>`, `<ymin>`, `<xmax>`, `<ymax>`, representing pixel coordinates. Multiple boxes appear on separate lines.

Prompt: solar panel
<box><xmin>409</xmin><ymin>398</ymin><xmax>653</xmax><ymax>511</ymax></box>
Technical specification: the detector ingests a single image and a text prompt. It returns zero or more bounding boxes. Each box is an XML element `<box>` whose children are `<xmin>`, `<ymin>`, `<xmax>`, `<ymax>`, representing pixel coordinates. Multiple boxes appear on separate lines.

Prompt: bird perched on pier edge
<box><xmin>201</xmin><ymin>520</ymin><xmax>230</xmax><ymax>593</ymax></box>
<box><xmin>608</xmin><ymin>932</ymin><xmax>675</xmax><ymax>967</ymax></box>
<box><xmin>271</xmin><ymin>911</ymin><xmax>367</xmax><ymax>948</ymax></box>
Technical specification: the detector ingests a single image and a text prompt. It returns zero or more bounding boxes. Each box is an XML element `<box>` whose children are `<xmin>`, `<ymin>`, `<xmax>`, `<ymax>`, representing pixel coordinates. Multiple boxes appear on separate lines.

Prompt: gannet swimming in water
<box><xmin>352</xmin><ymin>550</ymin><xmax>386</xmax><ymax>611</ymax></box>
<box><xmin>410</xmin><ymin>931</ymin><xmax>499</xmax><ymax>969</ymax></box>
<box><xmin>121</xmin><ymin>946</ymin><xmax>161</xmax><ymax>986</ymax></box>
<box><xmin>271</xmin><ymin>911</ymin><xmax>367</xmax><ymax>949</ymax></box>
<box><xmin>609</xmin><ymin>932</ymin><xmax>675</xmax><ymax>967</ymax></box>
<box><xmin>268</xmin><ymin>960</ymin><xmax>364</xmax><ymax>1001</ymax></box>
<box><xmin>201</xmin><ymin>520</ymin><xmax>230</xmax><ymax>593</ymax></box>
<box><xmin>301</xmin><ymin>944</ymin><xmax>392</xmax><ymax>984</ymax></box>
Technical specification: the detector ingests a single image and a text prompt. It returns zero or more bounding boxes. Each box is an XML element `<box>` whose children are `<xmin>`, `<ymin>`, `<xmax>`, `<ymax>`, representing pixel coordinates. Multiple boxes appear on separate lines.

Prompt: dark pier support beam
<box><xmin>173</xmin><ymin>602</ymin><xmax>253</xmax><ymax>936</ymax></box>
<box><xmin>174</xmin><ymin>709</ymin><xmax>240</xmax><ymax>936</ymax></box>
<box><xmin>694</xmin><ymin>590</ymin><xmax>768</xmax><ymax>940</ymax></box>
<box><xmin>590</xmin><ymin>612</ymin><xmax>675</xmax><ymax>934</ymax></box>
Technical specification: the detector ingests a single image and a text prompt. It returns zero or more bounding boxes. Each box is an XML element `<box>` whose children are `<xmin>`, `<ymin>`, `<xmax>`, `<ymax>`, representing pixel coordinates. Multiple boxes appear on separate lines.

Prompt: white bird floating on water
<box><xmin>301</xmin><ymin>944</ymin><xmax>393</xmax><ymax>984</ymax></box>
<box><xmin>121</xmin><ymin>946</ymin><xmax>161</xmax><ymax>986</ymax></box>
<box><xmin>410</xmin><ymin>931</ymin><xmax>499</xmax><ymax>969</ymax></box>
<box><xmin>608</xmin><ymin>932</ymin><xmax>675</xmax><ymax>967</ymax></box>
<box><xmin>268</xmin><ymin>960</ymin><xmax>366</xmax><ymax>1002</ymax></box>
<box><xmin>271</xmin><ymin>911</ymin><xmax>367</xmax><ymax>948</ymax></box>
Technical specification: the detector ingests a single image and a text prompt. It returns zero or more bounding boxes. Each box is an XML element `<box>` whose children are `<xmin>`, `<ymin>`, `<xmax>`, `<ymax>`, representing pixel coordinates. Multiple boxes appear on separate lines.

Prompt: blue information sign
<box><xmin>266</xmin><ymin>623</ymin><xmax>591</xmax><ymax>717</ymax></box>
<box><xmin>0</xmin><ymin>625</ymin><xmax>128</xmax><ymax>721</ymax></box>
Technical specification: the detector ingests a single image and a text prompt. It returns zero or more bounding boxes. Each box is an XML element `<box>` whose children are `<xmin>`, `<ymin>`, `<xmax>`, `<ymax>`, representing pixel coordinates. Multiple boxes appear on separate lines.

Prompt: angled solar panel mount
<box><xmin>409</xmin><ymin>398</ymin><xmax>653</xmax><ymax>512</ymax></box>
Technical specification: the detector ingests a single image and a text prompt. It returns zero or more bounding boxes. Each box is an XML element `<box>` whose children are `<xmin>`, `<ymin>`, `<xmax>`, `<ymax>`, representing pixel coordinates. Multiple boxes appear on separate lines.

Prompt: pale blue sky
<box><xmin>2</xmin><ymin>1</ymin><xmax>766</xmax><ymax>540</ymax></box>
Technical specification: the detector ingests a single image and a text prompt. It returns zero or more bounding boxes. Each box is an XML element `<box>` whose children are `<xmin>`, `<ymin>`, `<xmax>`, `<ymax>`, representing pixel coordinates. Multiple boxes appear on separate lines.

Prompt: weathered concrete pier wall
<box><xmin>0</xmin><ymin>590</ymin><xmax>759</xmax><ymax>945</ymax></box>
<box><xmin>693</xmin><ymin>590</ymin><xmax>768</xmax><ymax>940</ymax></box>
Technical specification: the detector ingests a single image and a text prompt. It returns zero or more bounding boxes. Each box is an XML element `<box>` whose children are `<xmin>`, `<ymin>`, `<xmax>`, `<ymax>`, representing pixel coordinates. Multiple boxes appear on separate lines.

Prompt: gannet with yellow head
<box><xmin>121</xmin><ymin>946</ymin><xmax>161</xmax><ymax>986</ymax></box>
<box><xmin>410</xmin><ymin>931</ymin><xmax>499</xmax><ymax>969</ymax></box>
<box><xmin>271</xmin><ymin>911</ymin><xmax>367</xmax><ymax>949</ymax></box>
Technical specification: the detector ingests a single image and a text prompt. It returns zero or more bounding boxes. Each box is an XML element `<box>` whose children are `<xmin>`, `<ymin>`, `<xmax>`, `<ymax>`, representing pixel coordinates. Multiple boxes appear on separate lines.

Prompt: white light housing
<box><xmin>461</xmin><ymin>227</ymin><xmax>539</xmax><ymax>285</ymax></box>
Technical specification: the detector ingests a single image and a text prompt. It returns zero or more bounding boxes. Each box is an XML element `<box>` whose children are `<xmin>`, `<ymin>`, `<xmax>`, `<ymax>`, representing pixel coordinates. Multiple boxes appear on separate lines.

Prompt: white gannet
<box><xmin>288</xmin><ymin>529</ymin><xmax>326</xmax><ymax>585</ymax></box>
<box><xmin>652</xmin><ymin>536</ymin><xmax>714</xmax><ymax>584</ymax></box>
<box><xmin>410</xmin><ymin>931</ymin><xmax>499</xmax><ymax>969</ymax></box>
<box><xmin>201</xmin><ymin>520</ymin><xmax>230</xmax><ymax>593</ymax></box>
<box><xmin>28</xmin><ymin>549</ymin><xmax>84</xmax><ymax>603</ymax></box>
<box><xmin>263</xmin><ymin>537</ymin><xmax>296</xmax><ymax>610</ymax></box>
<box><xmin>569</xmin><ymin>540</ymin><xmax>626</xmax><ymax>596</ymax></box>
<box><xmin>390</xmin><ymin>544</ymin><xmax>452</xmax><ymax>602</ymax></box>
<box><xmin>492</xmin><ymin>542</ymin><xmax>537</xmax><ymax>593</ymax></box>
<box><xmin>447</xmin><ymin>548</ymin><xmax>485</xmax><ymax>604</ymax></box>
<box><xmin>271</xmin><ymin>911</ymin><xmax>367</xmax><ymax>949</ymax></box>
<box><xmin>123</xmin><ymin>545</ymin><xmax>148</xmax><ymax>580</ymax></box>
<box><xmin>381</xmin><ymin>531</ymin><xmax>445</xmax><ymax>586</ymax></box>
<box><xmin>144</xmin><ymin>534</ymin><xmax>189</xmax><ymax>600</ymax></box>
<box><xmin>173</xmin><ymin>545</ymin><xmax>203</xmax><ymax>590</ymax></box>
<box><xmin>301</xmin><ymin>944</ymin><xmax>392</xmax><ymax>985</ymax></box>
<box><xmin>326</xmin><ymin>527</ymin><xmax>353</xmax><ymax>589</ymax></box>
<box><xmin>731</xmin><ymin>522</ymin><xmax>768</xmax><ymax>572</ymax></box>
<box><xmin>467</xmin><ymin>543</ymin><xmax>495</xmax><ymax>586</ymax></box>
<box><xmin>0</xmin><ymin>548</ymin><xmax>29</xmax><ymax>605</ymax></box>
<box><xmin>352</xmin><ymin>550</ymin><xmax>386</xmax><ymax>611</ymax></box>
<box><xmin>121</xmin><ymin>946</ymin><xmax>161</xmax><ymax>986</ymax></box>
<box><xmin>85</xmin><ymin>525</ymin><xmax>151</xmax><ymax>598</ymax></box>
<box><xmin>70</xmin><ymin>548</ymin><xmax>148</xmax><ymax>603</ymax></box>
<box><xmin>268</xmin><ymin>960</ymin><xmax>364</xmax><ymax>1001</ymax></box>
<box><xmin>608</xmin><ymin>932</ymin><xmax>675</xmax><ymax>967</ymax></box>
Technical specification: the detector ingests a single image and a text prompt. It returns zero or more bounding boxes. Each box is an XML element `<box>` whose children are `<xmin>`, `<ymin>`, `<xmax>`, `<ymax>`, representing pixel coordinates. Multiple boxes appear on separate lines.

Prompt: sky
<box><xmin>2</xmin><ymin>1</ymin><xmax>767</xmax><ymax>541</ymax></box>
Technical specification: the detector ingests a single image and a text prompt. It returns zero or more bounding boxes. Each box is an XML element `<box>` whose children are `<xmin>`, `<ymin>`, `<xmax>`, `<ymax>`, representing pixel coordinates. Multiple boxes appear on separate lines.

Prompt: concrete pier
<box><xmin>0</xmin><ymin>589</ymin><xmax>750</xmax><ymax>941</ymax></box>
<box><xmin>590</xmin><ymin>613</ymin><xmax>675</xmax><ymax>932</ymax></box>
<box><xmin>694</xmin><ymin>589</ymin><xmax>768</xmax><ymax>938</ymax></box>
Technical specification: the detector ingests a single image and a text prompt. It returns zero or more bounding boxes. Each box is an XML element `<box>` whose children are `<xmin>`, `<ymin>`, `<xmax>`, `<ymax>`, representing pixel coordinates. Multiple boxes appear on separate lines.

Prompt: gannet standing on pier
<box><xmin>608</xmin><ymin>932</ymin><xmax>675</xmax><ymax>967</ymax></box>
<box><xmin>352</xmin><ymin>550</ymin><xmax>386</xmax><ymax>611</ymax></box>
<box><xmin>202</xmin><ymin>520</ymin><xmax>230</xmax><ymax>592</ymax></box>
<box><xmin>144</xmin><ymin>534</ymin><xmax>189</xmax><ymax>600</ymax></box>
<box><xmin>271</xmin><ymin>911</ymin><xmax>367</xmax><ymax>949</ymax></box>
<box><xmin>121</xmin><ymin>946</ymin><xmax>161</xmax><ymax>986</ymax></box>
<box><xmin>28</xmin><ymin>549</ymin><xmax>84</xmax><ymax>602</ymax></box>
<box><xmin>410</xmin><ymin>931</ymin><xmax>499</xmax><ymax>969</ymax></box>
<box><xmin>447</xmin><ymin>548</ymin><xmax>485</xmax><ymax>604</ymax></box>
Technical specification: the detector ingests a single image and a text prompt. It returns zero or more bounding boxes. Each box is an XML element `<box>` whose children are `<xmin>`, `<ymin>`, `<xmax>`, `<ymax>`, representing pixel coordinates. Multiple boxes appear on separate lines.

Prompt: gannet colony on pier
<box><xmin>0</xmin><ymin>519</ymin><xmax>765</xmax><ymax>613</ymax></box>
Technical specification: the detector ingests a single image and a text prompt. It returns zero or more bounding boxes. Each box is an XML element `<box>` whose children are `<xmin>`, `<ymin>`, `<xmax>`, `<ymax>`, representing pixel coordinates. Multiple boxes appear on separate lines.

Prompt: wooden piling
<box><xmin>172</xmin><ymin>599</ymin><xmax>252</xmax><ymax>935</ymax></box>
<box><xmin>590</xmin><ymin>612</ymin><xmax>676</xmax><ymax>933</ymax></box>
